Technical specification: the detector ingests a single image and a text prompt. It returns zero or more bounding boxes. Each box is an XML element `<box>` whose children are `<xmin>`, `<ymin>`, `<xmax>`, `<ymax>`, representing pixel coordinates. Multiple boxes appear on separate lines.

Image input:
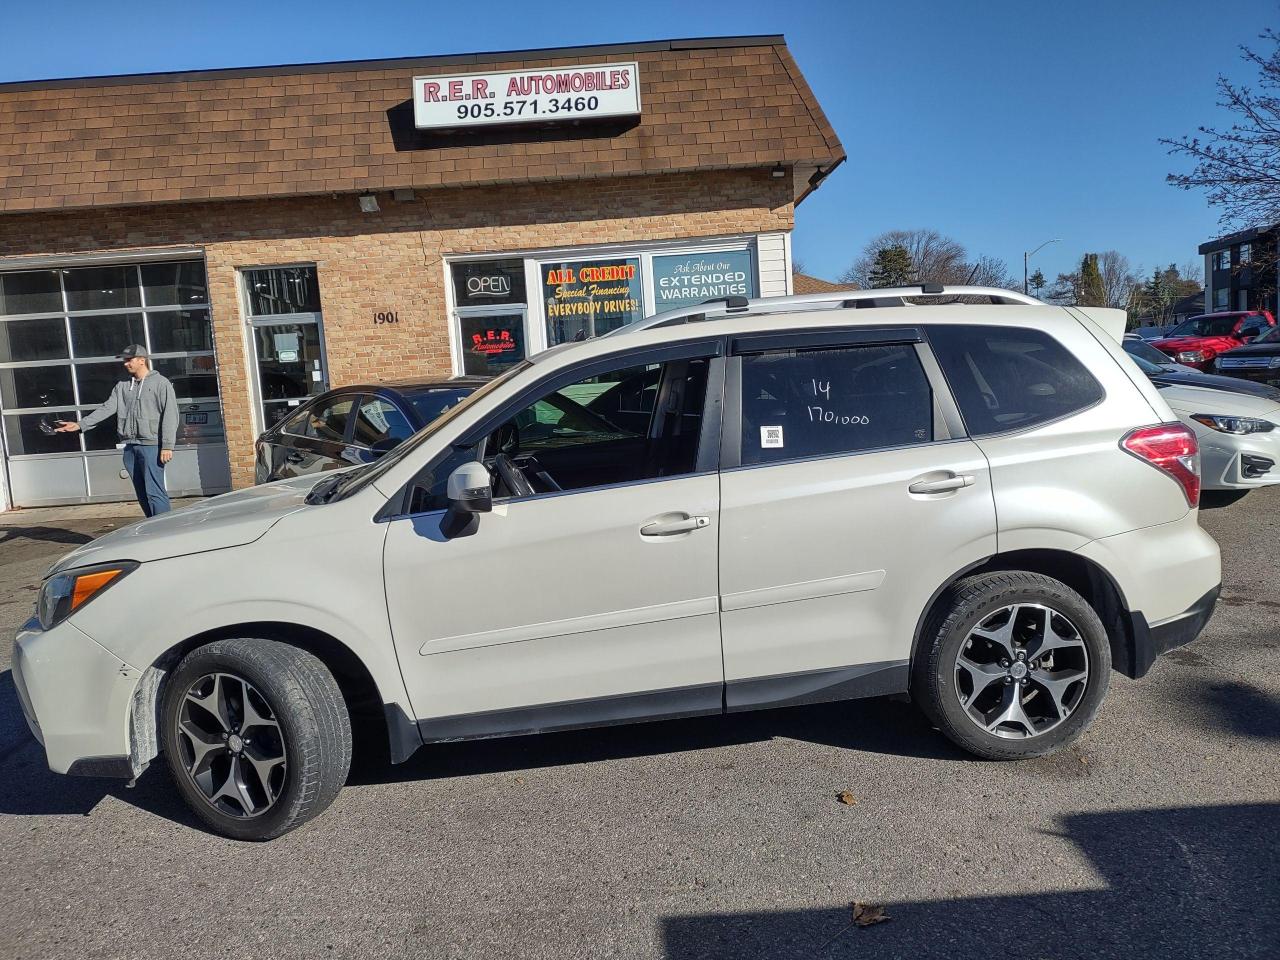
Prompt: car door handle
<box><xmin>640</xmin><ymin>515</ymin><xmax>710</xmax><ymax>537</ymax></box>
<box><xmin>286</xmin><ymin>450</ymin><xmax>306</xmax><ymax>463</ymax></box>
<box><xmin>909</xmin><ymin>473</ymin><xmax>975</xmax><ymax>494</ymax></box>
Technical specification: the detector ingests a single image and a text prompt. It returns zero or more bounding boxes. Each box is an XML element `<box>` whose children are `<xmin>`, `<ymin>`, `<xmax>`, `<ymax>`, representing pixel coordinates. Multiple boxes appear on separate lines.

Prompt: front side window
<box><xmin>486</xmin><ymin>357</ymin><xmax>709</xmax><ymax>496</ymax></box>
<box><xmin>739</xmin><ymin>344</ymin><xmax>933</xmax><ymax>466</ymax></box>
<box><xmin>928</xmin><ymin>325</ymin><xmax>1104</xmax><ymax>437</ymax></box>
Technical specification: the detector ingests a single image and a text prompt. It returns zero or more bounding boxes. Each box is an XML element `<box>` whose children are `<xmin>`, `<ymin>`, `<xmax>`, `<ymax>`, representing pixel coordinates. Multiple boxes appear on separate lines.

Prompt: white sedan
<box><xmin>1158</xmin><ymin>382</ymin><xmax>1280</xmax><ymax>490</ymax></box>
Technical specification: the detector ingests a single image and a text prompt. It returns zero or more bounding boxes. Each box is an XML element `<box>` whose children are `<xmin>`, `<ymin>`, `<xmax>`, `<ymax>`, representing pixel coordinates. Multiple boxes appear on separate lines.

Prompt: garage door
<box><xmin>0</xmin><ymin>257</ymin><xmax>231</xmax><ymax>507</ymax></box>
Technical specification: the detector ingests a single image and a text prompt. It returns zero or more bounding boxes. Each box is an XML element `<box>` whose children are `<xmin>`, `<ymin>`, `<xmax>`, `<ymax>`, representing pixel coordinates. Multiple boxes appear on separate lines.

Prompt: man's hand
<box><xmin>54</xmin><ymin>421</ymin><xmax>80</xmax><ymax>433</ymax></box>
<box><xmin>159</xmin><ymin>449</ymin><xmax>173</xmax><ymax>465</ymax></box>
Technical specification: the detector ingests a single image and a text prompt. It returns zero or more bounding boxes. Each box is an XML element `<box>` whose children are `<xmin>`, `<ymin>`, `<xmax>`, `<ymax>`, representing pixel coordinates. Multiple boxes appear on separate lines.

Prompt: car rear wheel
<box><xmin>159</xmin><ymin>639</ymin><xmax>352</xmax><ymax>841</ymax></box>
<box><xmin>913</xmin><ymin>571</ymin><xmax>1111</xmax><ymax>760</ymax></box>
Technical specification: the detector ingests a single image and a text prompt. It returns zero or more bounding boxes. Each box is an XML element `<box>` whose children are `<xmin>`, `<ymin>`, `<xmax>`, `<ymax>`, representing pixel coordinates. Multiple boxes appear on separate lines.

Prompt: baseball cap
<box><xmin>118</xmin><ymin>344</ymin><xmax>149</xmax><ymax>359</ymax></box>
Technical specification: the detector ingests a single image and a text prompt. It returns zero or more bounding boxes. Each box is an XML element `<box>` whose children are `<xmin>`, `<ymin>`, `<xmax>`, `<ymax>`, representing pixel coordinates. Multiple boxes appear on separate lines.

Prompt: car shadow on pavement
<box><xmin>1192</xmin><ymin>679</ymin><xmax>1280</xmax><ymax>741</ymax></box>
<box><xmin>658</xmin><ymin>803</ymin><xmax>1280</xmax><ymax>960</ymax></box>
<box><xmin>0</xmin><ymin>526</ymin><xmax>95</xmax><ymax>546</ymax></box>
<box><xmin>349</xmin><ymin>696</ymin><xmax>969</xmax><ymax>787</ymax></box>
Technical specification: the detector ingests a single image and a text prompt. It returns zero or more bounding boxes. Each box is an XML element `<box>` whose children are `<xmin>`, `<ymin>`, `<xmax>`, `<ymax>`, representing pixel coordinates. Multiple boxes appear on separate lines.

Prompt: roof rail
<box><xmin>615</xmin><ymin>285</ymin><xmax>1046</xmax><ymax>336</ymax></box>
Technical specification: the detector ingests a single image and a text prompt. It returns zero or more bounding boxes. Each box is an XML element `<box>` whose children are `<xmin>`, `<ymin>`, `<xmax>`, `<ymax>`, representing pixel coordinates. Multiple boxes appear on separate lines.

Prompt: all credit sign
<box><xmin>413</xmin><ymin>62</ymin><xmax>641</xmax><ymax>130</ymax></box>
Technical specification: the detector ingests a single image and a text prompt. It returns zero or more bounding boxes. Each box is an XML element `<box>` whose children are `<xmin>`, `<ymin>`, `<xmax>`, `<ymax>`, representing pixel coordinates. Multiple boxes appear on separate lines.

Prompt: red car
<box><xmin>1152</xmin><ymin>310</ymin><xmax>1277</xmax><ymax>371</ymax></box>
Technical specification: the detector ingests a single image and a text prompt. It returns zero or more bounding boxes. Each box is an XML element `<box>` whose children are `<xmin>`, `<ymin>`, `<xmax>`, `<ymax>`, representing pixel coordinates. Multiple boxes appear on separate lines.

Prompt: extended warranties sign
<box><xmin>651</xmin><ymin>250</ymin><xmax>757</xmax><ymax>311</ymax></box>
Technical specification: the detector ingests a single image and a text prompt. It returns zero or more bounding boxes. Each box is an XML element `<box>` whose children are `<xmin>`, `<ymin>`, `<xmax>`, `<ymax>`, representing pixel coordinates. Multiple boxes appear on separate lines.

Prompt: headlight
<box><xmin>1269</xmin><ymin>357</ymin><xmax>1280</xmax><ymax>369</ymax></box>
<box><xmin>1178</xmin><ymin>350</ymin><xmax>1209</xmax><ymax>363</ymax></box>
<box><xmin>1190</xmin><ymin>414</ymin><xmax>1276</xmax><ymax>435</ymax></box>
<box><xmin>37</xmin><ymin>561</ymin><xmax>138</xmax><ymax>630</ymax></box>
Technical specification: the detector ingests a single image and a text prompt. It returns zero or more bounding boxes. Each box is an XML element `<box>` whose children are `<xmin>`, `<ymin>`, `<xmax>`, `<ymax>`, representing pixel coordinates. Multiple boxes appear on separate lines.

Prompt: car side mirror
<box><xmin>440</xmin><ymin>461</ymin><xmax>492</xmax><ymax>539</ymax></box>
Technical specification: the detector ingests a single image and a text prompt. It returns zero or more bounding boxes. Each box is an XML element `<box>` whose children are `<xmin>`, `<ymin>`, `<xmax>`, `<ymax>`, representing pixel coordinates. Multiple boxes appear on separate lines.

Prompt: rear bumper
<box><xmin>1124</xmin><ymin>584</ymin><xmax>1220</xmax><ymax>679</ymax></box>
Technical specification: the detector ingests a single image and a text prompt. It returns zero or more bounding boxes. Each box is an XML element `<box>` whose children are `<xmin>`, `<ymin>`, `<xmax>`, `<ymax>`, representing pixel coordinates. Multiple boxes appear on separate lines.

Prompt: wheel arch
<box><xmin>909</xmin><ymin>549</ymin><xmax>1138</xmax><ymax>684</ymax></box>
<box><xmin>130</xmin><ymin>621</ymin><xmax>421</xmax><ymax>776</ymax></box>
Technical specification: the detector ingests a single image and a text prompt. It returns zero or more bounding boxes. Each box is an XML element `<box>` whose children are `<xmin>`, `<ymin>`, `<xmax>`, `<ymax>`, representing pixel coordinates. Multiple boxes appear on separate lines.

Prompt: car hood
<box><xmin>1151</xmin><ymin>370</ymin><xmax>1280</xmax><ymax>401</ymax></box>
<box><xmin>1216</xmin><ymin>341</ymin><xmax>1280</xmax><ymax>359</ymax></box>
<box><xmin>48</xmin><ymin>474</ymin><xmax>319</xmax><ymax>574</ymax></box>
<box><xmin>1156</xmin><ymin>382</ymin><xmax>1280</xmax><ymax>419</ymax></box>
<box><xmin>1153</xmin><ymin>335</ymin><xmax>1238</xmax><ymax>353</ymax></box>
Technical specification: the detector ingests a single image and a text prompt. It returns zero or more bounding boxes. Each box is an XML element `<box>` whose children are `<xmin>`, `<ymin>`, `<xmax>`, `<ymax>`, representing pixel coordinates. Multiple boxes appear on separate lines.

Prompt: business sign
<box><xmin>650</xmin><ymin>250</ymin><xmax>757</xmax><ymax>311</ymax></box>
<box><xmin>413</xmin><ymin>62</ymin><xmax>640</xmax><ymax>130</ymax></box>
<box><xmin>542</xmin><ymin>257</ymin><xmax>643</xmax><ymax>345</ymax></box>
<box><xmin>452</xmin><ymin>259</ymin><xmax>526</xmax><ymax>307</ymax></box>
<box><xmin>458</xmin><ymin>313</ymin><xmax>525</xmax><ymax>376</ymax></box>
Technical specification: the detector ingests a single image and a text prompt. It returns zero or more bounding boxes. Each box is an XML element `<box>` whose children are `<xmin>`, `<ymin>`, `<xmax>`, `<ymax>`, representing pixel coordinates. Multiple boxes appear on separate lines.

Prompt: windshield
<box><xmin>1128</xmin><ymin>354</ymin><xmax>1164</xmax><ymax>376</ymax></box>
<box><xmin>1168</xmin><ymin>315</ymin><xmax>1240</xmax><ymax>338</ymax></box>
<box><xmin>317</xmin><ymin>362</ymin><xmax>531</xmax><ymax>503</ymax></box>
<box><xmin>1123</xmin><ymin>339</ymin><xmax>1172</xmax><ymax>365</ymax></box>
<box><xmin>407</xmin><ymin>388</ymin><xmax>474</xmax><ymax>422</ymax></box>
<box><xmin>1254</xmin><ymin>325</ymin><xmax>1280</xmax><ymax>345</ymax></box>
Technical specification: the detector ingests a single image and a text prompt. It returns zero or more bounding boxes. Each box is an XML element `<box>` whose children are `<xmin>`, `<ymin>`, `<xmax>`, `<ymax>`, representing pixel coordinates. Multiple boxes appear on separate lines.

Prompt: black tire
<box><xmin>159</xmin><ymin>639</ymin><xmax>352</xmax><ymax>841</ymax></box>
<box><xmin>912</xmin><ymin>571</ymin><xmax>1111</xmax><ymax>760</ymax></box>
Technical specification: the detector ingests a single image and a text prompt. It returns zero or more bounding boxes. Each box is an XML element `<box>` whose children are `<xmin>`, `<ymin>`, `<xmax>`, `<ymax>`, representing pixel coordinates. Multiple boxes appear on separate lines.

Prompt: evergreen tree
<box><xmin>1028</xmin><ymin>268</ymin><xmax>1047</xmax><ymax>296</ymax></box>
<box><xmin>1079</xmin><ymin>253</ymin><xmax>1106</xmax><ymax>307</ymax></box>
<box><xmin>867</xmin><ymin>245</ymin><xmax>915</xmax><ymax>288</ymax></box>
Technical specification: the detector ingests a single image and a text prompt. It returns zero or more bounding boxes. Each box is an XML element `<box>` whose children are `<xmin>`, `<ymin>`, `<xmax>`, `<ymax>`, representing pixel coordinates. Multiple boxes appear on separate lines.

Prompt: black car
<box><xmin>1128</xmin><ymin>353</ymin><xmax>1280</xmax><ymax>402</ymax></box>
<box><xmin>1212</xmin><ymin>325</ymin><xmax>1280</xmax><ymax>389</ymax></box>
<box><xmin>254</xmin><ymin>376</ymin><xmax>489</xmax><ymax>484</ymax></box>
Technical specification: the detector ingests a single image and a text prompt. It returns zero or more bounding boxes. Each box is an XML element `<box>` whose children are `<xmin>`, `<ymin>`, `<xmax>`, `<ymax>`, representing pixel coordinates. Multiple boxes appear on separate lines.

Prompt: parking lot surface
<box><xmin>0</xmin><ymin>492</ymin><xmax>1277</xmax><ymax>960</ymax></box>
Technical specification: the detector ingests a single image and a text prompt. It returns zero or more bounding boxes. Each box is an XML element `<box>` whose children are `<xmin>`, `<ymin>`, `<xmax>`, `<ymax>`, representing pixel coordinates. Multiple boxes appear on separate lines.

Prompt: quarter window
<box><xmin>928</xmin><ymin>325</ymin><xmax>1104</xmax><ymax>437</ymax></box>
<box><xmin>351</xmin><ymin>397</ymin><xmax>414</xmax><ymax>448</ymax></box>
<box><xmin>739</xmin><ymin>344</ymin><xmax>933</xmax><ymax>465</ymax></box>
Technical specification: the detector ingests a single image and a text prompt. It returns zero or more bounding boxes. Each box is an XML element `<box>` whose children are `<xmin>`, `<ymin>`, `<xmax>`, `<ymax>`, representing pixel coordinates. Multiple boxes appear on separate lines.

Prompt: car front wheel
<box><xmin>159</xmin><ymin>638</ymin><xmax>352</xmax><ymax>841</ymax></box>
<box><xmin>913</xmin><ymin>571</ymin><xmax>1111</xmax><ymax>760</ymax></box>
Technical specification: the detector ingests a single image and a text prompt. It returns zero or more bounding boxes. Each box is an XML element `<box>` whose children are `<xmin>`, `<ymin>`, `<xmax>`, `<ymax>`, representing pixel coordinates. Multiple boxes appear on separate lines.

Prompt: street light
<box><xmin>1024</xmin><ymin>238</ymin><xmax>1062</xmax><ymax>295</ymax></box>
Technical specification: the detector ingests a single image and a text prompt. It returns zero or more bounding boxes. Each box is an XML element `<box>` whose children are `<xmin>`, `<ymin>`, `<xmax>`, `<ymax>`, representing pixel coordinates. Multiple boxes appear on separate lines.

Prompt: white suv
<box><xmin>13</xmin><ymin>287</ymin><xmax>1222</xmax><ymax>840</ymax></box>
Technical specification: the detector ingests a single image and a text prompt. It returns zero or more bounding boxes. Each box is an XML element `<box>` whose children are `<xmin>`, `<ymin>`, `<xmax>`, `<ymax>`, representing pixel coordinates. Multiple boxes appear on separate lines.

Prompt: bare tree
<box><xmin>840</xmin><ymin>229</ymin><xmax>1013</xmax><ymax>290</ymax></box>
<box><xmin>1178</xmin><ymin>258</ymin><xmax>1204</xmax><ymax>286</ymax></box>
<box><xmin>791</xmin><ymin>258</ymin><xmax>807</xmax><ymax>276</ymax></box>
<box><xmin>1098</xmin><ymin>251</ymin><xmax>1140</xmax><ymax>310</ymax></box>
<box><xmin>1163</xmin><ymin>28</ymin><xmax>1280</xmax><ymax>229</ymax></box>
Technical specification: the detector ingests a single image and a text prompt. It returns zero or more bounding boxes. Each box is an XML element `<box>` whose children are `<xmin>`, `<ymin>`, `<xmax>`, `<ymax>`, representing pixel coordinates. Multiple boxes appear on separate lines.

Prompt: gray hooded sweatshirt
<box><xmin>80</xmin><ymin>370</ymin><xmax>179</xmax><ymax>449</ymax></box>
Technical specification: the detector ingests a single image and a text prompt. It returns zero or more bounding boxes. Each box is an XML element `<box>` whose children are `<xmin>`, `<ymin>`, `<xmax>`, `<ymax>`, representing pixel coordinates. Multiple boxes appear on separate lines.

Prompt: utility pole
<box><xmin>1024</xmin><ymin>238</ymin><xmax>1062</xmax><ymax>295</ymax></box>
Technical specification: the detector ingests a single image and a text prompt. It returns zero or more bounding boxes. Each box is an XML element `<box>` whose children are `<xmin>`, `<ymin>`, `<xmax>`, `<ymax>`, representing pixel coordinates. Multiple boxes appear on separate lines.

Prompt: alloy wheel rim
<box><xmin>175</xmin><ymin>672</ymin><xmax>287</xmax><ymax>818</ymax></box>
<box><xmin>954</xmin><ymin>603</ymin><xmax>1090</xmax><ymax>740</ymax></box>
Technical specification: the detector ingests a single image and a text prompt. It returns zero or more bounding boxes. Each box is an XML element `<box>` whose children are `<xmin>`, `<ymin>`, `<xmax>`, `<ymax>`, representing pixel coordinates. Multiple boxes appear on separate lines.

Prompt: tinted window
<box><xmin>351</xmin><ymin>397</ymin><xmax>414</xmax><ymax>448</ymax></box>
<box><xmin>69</xmin><ymin>313</ymin><xmax>145</xmax><ymax>358</ymax></box>
<box><xmin>740</xmin><ymin>344</ymin><xmax>932</xmax><ymax>466</ymax></box>
<box><xmin>283</xmin><ymin>396</ymin><xmax>355</xmax><ymax>444</ymax></box>
<box><xmin>928</xmin><ymin>325</ymin><xmax>1104</xmax><ymax>437</ymax></box>
<box><xmin>0</xmin><ymin>317</ymin><xmax>69</xmax><ymax>362</ymax></box>
<box><xmin>0</xmin><ymin>270</ymin><xmax>63</xmax><ymax>316</ymax></box>
<box><xmin>243</xmin><ymin>266</ymin><xmax>321</xmax><ymax>316</ymax></box>
<box><xmin>140</xmin><ymin>261</ymin><xmax>209</xmax><ymax>306</ymax></box>
<box><xmin>0</xmin><ymin>366</ymin><xmax>75</xmax><ymax>408</ymax></box>
<box><xmin>1122</xmin><ymin>339</ymin><xmax>1172</xmax><ymax>365</ymax></box>
<box><xmin>487</xmin><ymin>358</ymin><xmax>709</xmax><ymax>496</ymax></box>
<box><xmin>63</xmin><ymin>266</ymin><xmax>141</xmax><ymax>312</ymax></box>
<box><xmin>407</xmin><ymin>388</ymin><xmax>473</xmax><ymax>424</ymax></box>
<box><xmin>1170</xmin><ymin>315</ymin><xmax>1240</xmax><ymax>338</ymax></box>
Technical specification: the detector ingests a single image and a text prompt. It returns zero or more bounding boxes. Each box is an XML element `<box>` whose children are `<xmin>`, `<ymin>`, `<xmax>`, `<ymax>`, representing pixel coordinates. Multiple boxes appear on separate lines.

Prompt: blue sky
<box><xmin>2</xmin><ymin>0</ymin><xmax>1273</xmax><ymax>285</ymax></box>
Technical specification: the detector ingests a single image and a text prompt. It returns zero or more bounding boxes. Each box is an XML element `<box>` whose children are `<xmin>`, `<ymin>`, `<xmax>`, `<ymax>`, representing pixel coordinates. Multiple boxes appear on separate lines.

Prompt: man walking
<box><xmin>56</xmin><ymin>344</ymin><xmax>178</xmax><ymax>517</ymax></box>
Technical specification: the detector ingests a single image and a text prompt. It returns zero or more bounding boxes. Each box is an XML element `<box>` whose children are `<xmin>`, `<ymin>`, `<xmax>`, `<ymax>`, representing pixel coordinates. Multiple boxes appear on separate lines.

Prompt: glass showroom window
<box><xmin>540</xmin><ymin>256</ymin><xmax>643</xmax><ymax>346</ymax></box>
<box><xmin>0</xmin><ymin>260</ymin><xmax>220</xmax><ymax>458</ymax></box>
<box><xmin>242</xmin><ymin>265</ymin><xmax>329</xmax><ymax>429</ymax></box>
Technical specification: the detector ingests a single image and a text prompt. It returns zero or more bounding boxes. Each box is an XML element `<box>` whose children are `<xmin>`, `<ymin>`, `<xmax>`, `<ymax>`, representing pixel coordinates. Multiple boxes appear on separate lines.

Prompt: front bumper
<box><xmin>1197</xmin><ymin>429</ymin><xmax>1280</xmax><ymax>489</ymax></box>
<box><xmin>12</xmin><ymin>615</ymin><xmax>143</xmax><ymax>777</ymax></box>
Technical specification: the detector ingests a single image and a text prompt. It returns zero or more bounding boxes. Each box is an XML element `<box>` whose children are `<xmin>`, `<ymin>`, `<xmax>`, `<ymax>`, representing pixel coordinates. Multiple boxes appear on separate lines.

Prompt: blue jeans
<box><xmin>123</xmin><ymin>443</ymin><xmax>170</xmax><ymax>517</ymax></box>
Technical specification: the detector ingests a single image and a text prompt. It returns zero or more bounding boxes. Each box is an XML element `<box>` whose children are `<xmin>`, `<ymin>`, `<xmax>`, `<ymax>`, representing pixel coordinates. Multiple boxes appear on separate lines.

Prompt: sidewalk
<box><xmin>0</xmin><ymin>498</ymin><xmax>206</xmax><ymax>527</ymax></box>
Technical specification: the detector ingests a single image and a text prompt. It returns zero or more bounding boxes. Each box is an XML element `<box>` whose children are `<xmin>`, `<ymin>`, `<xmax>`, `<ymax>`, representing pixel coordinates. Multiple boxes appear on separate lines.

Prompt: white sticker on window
<box><xmin>760</xmin><ymin>425</ymin><xmax>784</xmax><ymax>448</ymax></box>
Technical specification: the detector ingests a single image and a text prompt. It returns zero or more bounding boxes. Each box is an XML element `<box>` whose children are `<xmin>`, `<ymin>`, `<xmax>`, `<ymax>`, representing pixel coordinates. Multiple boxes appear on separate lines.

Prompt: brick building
<box><xmin>0</xmin><ymin>36</ymin><xmax>844</xmax><ymax>508</ymax></box>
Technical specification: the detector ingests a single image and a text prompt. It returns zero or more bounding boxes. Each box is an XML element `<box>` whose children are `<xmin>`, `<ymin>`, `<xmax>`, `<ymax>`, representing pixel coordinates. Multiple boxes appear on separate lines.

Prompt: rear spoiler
<box><xmin>1070</xmin><ymin>307</ymin><xmax>1127</xmax><ymax>342</ymax></box>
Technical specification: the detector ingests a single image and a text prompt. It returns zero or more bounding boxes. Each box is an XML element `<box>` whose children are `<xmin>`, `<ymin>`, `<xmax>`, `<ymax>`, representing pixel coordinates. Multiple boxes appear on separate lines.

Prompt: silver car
<box><xmin>14</xmin><ymin>287</ymin><xmax>1222</xmax><ymax>840</ymax></box>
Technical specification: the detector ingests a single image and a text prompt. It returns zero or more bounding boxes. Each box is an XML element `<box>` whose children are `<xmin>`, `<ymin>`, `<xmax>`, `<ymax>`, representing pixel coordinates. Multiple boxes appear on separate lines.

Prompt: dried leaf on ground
<box><xmin>851</xmin><ymin>903</ymin><xmax>889</xmax><ymax>927</ymax></box>
<box><xmin>836</xmin><ymin>791</ymin><xmax>858</xmax><ymax>806</ymax></box>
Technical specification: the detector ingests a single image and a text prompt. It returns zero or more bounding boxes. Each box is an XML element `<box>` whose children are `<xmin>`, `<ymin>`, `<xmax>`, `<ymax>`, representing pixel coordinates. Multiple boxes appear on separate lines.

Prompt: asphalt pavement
<box><xmin>0</xmin><ymin>491</ymin><xmax>1277</xmax><ymax>960</ymax></box>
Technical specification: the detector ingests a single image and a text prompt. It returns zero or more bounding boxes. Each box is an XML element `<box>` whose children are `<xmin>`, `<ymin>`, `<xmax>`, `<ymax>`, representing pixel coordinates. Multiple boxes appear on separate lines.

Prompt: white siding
<box><xmin>756</xmin><ymin>232</ymin><xmax>791</xmax><ymax>297</ymax></box>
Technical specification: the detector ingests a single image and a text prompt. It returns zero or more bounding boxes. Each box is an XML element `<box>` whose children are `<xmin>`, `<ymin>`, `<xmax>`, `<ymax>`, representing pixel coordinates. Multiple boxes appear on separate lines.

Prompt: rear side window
<box><xmin>928</xmin><ymin>325</ymin><xmax>1104</xmax><ymax>436</ymax></box>
<box><xmin>739</xmin><ymin>344</ymin><xmax>933</xmax><ymax>466</ymax></box>
<box><xmin>283</xmin><ymin>395</ymin><xmax>355</xmax><ymax>444</ymax></box>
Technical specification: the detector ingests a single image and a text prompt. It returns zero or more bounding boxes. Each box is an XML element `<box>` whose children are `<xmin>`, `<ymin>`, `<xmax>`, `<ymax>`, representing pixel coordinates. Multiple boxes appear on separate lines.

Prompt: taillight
<box><xmin>1121</xmin><ymin>423</ymin><xmax>1200</xmax><ymax>507</ymax></box>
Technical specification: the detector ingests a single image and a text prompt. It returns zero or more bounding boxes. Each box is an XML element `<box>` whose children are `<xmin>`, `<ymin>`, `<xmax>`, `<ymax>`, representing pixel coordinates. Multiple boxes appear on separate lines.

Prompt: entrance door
<box><xmin>717</xmin><ymin>332</ymin><xmax>998</xmax><ymax>708</ymax></box>
<box><xmin>251</xmin><ymin>320</ymin><xmax>328</xmax><ymax>430</ymax></box>
<box><xmin>382</xmin><ymin>347</ymin><xmax>724</xmax><ymax>737</ymax></box>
